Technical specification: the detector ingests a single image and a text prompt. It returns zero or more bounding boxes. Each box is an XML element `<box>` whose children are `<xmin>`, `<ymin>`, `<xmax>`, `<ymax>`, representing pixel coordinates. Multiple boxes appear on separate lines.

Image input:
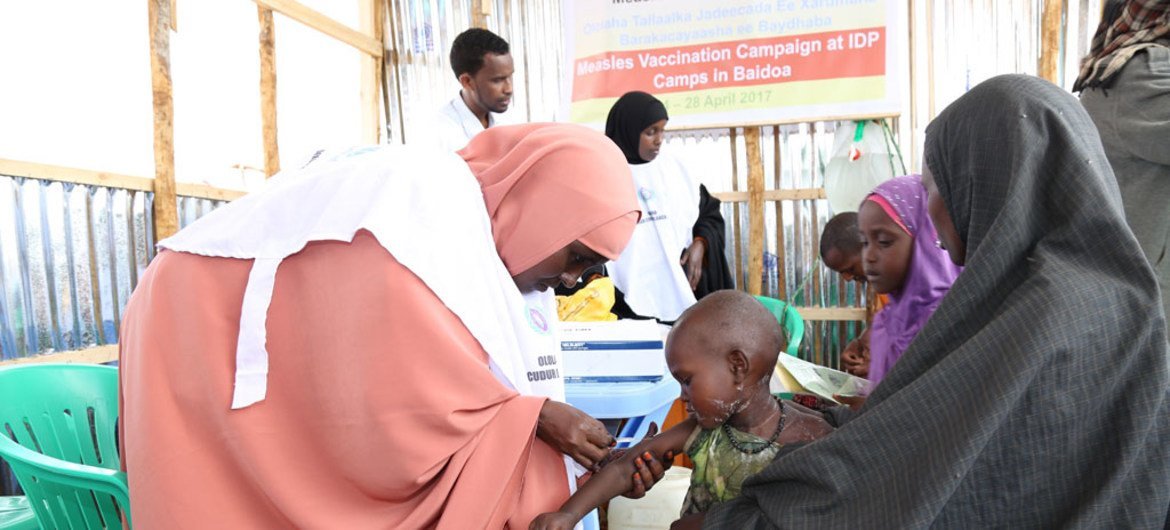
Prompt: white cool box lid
<box><xmin>558</xmin><ymin>320</ymin><xmax>670</xmax><ymax>382</ymax></box>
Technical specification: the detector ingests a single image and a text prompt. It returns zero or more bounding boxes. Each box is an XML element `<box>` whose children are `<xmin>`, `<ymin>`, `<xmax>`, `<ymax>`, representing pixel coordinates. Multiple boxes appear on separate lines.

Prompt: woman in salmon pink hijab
<box><xmin>119</xmin><ymin>123</ymin><xmax>656</xmax><ymax>528</ymax></box>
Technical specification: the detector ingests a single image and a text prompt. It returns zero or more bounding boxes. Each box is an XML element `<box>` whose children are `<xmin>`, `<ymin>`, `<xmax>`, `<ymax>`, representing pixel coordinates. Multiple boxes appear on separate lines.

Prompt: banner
<box><xmin>562</xmin><ymin>0</ymin><xmax>905</xmax><ymax>128</ymax></box>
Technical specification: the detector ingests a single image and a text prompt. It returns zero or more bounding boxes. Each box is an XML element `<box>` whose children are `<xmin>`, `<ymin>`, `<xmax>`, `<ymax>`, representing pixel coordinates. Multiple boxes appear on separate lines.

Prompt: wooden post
<box><xmin>472</xmin><ymin>0</ymin><xmax>490</xmax><ymax>29</ymax></box>
<box><xmin>908</xmin><ymin>0</ymin><xmax>918</xmax><ymax>173</ymax></box>
<box><xmin>258</xmin><ymin>7</ymin><xmax>280</xmax><ymax>177</ymax></box>
<box><xmin>925</xmin><ymin>0</ymin><xmax>936</xmax><ymax>121</ymax></box>
<box><xmin>359</xmin><ymin>0</ymin><xmax>384</xmax><ymax>144</ymax></box>
<box><xmin>387</xmin><ymin>0</ymin><xmax>407</xmax><ymax>144</ymax></box>
<box><xmin>1039</xmin><ymin>0</ymin><xmax>1064</xmax><ymax>83</ymax></box>
<box><xmin>729</xmin><ymin>129</ymin><xmax>744</xmax><ymax>289</ymax></box>
<box><xmin>149</xmin><ymin>0</ymin><xmax>180</xmax><ymax>240</ymax></box>
<box><xmin>744</xmin><ymin>127</ymin><xmax>765</xmax><ymax>296</ymax></box>
<box><xmin>772</xmin><ymin>125</ymin><xmax>787</xmax><ymax>302</ymax></box>
<box><xmin>809</xmin><ymin>123</ymin><xmax>824</xmax><ymax>363</ymax></box>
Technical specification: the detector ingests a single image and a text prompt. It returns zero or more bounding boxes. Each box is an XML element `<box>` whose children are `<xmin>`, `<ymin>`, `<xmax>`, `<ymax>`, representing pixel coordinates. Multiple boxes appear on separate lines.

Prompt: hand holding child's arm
<box><xmin>530</xmin><ymin>418</ymin><xmax>697</xmax><ymax>528</ymax></box>
<box><xmin>537</xmin><ymin>400</ymin><xmax>614</xmax><ymax>470</ymax></box>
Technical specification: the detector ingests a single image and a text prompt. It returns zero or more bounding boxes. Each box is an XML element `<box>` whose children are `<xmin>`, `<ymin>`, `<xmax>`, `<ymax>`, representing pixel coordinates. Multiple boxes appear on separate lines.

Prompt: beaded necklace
<box><xmin>722</xmin><ymin>396</ymin><xmax>785</xmax><ymax>455</ymax></box>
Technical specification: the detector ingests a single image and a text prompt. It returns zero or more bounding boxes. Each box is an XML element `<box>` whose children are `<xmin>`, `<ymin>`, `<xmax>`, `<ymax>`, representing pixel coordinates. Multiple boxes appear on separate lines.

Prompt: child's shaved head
<box><xmin>820</xmin><ymin>212</ymin><xmax>861</xmax><ymax>258</ymax></box>
<box><xmin>668</xmin><ymin>291</ymin><xmax>785</xmax><ymax>380</ymax></box>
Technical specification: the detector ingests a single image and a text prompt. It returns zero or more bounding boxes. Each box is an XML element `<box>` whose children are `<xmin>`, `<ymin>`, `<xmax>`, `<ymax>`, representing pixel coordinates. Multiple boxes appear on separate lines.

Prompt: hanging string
<box><xmin>882</xmin><ymin>119</ymin><xmax>909</xmax><ymax>176</ymax></box>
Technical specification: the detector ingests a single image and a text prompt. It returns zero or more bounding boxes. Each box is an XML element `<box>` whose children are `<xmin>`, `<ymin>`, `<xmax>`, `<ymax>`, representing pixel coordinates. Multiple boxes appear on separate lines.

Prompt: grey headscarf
<box><xmin>704</xmin><ymin>74</ymin><xmax>1170</xmax><ymax>528</ymax></box>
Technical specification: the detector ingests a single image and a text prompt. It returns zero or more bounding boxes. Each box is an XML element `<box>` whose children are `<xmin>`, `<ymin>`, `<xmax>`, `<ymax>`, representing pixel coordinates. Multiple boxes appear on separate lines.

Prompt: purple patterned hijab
<box><xmin>865</xmin><ymin>175</ymin><xmax>961</xmax><ymax>384</ymax></box>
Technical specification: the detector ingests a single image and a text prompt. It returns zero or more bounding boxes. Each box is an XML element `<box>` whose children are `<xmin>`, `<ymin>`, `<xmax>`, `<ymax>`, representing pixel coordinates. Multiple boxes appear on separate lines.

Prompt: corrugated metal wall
<box><xmin>0</xmin><ymin>174</ymin><xmax>224</xmax><ymax>360</ymax></box>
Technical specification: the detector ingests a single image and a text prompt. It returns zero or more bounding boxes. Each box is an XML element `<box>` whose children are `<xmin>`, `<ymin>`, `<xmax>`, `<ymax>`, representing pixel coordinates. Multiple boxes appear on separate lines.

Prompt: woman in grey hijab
<box><xmin>698</xmin><ymin>74</ymin><xmax>1170</xmax><ymax>528</ymax></box>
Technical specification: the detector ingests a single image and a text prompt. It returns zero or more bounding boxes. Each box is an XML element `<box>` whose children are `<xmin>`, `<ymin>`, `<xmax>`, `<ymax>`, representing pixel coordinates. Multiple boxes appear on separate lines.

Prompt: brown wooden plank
<box><xmin>710</xmin><ymin>188</ymin><xmax>826</xmax><ymax>202</ymax></box>
<box><xmin>359</xmin><ymin>0</ymin><xmax>384</xmax><ymax>144</ymax></box>
<box><xmin>796</xmin><ymin>307</ymin><xmax>867</xmax><ymax>321</ymax></box>
<box><xmin>0</xmin><ymin>345</ymin><xmax>119</xmax><ymax>366</ymax></box>
<box><xmin>258</xmin><ymin>7</ymin><xmax>281</xmax><ymax>177</ymax></box>
<box><xmin>149</xmin><ymin>0</ymin><xmax>180</xmax><ymax>241</ymax></box>
<box><xmin>472</xmin><ymin>0</ymin><xmax>490</xmax><ymax>28</ymax></box>
<box><xmin>175</xmin><ymin>183</ymin><xmax>247</xmax><ymax>201</ymax></box>
<box><xmin>254</xmin><ymin>0</ymin><xmax>383</xmax><ymax>57</ymax></box>
<box><xmin>0</xmin><ymin>159</ymin><xmax>153</xmax><ymax>192</ymax></box>
<box><xmin>0</xmin><ymin>159</ymin><xmax>246</xmax><ymax>200</ymax></box>
<box><xmin>773</xmin><ymin>125</ymin><xmax>787</xmax><ymax>302</ymax></box>
<box><xmin>1039</xmin><ymin>0</ymin><xmax>1063</xmax><ymax>83</ymax></box>
<box><xmin>809</xmin><ymin>123</ymin><xmax>822</xmax><ymax>364</ymax></box>
<box><xmin>729</xmin><ymin>128</ymin><xmax>743</xmax><ymax>290</ymax></box>
<box><xmin>387</xmin><ymin>0</ymin><xmax>406</xmax><ymax>143</ymax></box>
<box><xmin>745</xmin><ymin>127</ymin><xmax>765</xmax><ymax>296</ymax></box>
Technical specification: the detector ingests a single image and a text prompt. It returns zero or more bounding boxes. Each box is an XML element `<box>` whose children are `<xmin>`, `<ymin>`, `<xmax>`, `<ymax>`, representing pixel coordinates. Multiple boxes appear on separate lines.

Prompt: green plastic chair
<box><xmin>753</xmin><ymin>295</ymin><xmax>805</xmax><ymax>356</ymax></box>
<box><xmin>0</xmin><ymin>364</ymin><xmax>130</xmax><ymax>529</ymax></box>
<box><xmin>0</xmin><ymin>496</ymin><xmax>37</xmax><ymax>530</ymax></box>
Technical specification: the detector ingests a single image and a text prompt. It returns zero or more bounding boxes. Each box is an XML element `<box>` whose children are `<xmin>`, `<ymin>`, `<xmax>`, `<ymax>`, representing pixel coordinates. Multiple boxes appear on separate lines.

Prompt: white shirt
<box><xmin>607</xmin><ymin>152</ymin><xmax>702</xmax><ymax>321</ymax></box>
<box><xmin>433</xmin><ymin>93</ymin><xmax>509</xmax><ymax>152</ymax></box>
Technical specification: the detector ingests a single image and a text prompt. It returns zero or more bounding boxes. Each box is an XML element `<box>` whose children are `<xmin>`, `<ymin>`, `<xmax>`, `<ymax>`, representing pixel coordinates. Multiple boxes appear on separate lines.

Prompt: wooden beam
<box><xmin>0</xmin><ymin>159</ymin><xmax>245</xmax><ymax>201</ymax></box>
<box><xmin>254</xmin><ymin>0</ymin><xmax>383</xmax><ymax>58</ymax></box>
<box><xmin>0</xmin><ymin>345</ymin><xmax>119</xmax><ymax>366</ymax></box>
<box><xmin>175</xmin><ymin>183</ymin><xmax>247</xmax><ymax>201</ymax></box>
<box><xmin>908</xmin><ymin>0</ymin><xmax>918</xmax><ymax>172</ymax></box>
<box><xmin>711</xmin><ymin>188</ymin><xmax>827</xmax><ymax>203</ymax></box>
<box><xmin>359</xmin><ymin>0</ymin><xmax>384</xmax><ymax>144</ymax></box>
<box><xmin>0</xmin><ymin>159</ymin><xmax>154</xmax><ymax>192</ymax></box>
<box><xmin>796</xmin><ymin>307</ymin><xmax>867</xmax><ymax>321</ymax></box>
<box><xmin>729</xmin><ymin>129</ymin><xmax>743</xmax><ymax>289</ymax></box>
<box><xmin>808</xmin><ymin>123</ymin><xmax>823</xmax><ymax>363</ymax></box>
<box><xmin>149</xmin><ymin>0</ymin><xmax>180</xmax><ymax>241</ymax></box>
<box><xmin>745</xmin><ymin>126</ymin><xmax>765</xmax><ymax>296</ymax></box>
<box><xmin>926</xmin><ymin>0</ymin><xmax>935</xmax><ymax>120</ymax></box>
<box><xmin>772</xmin><ymin>125</ymin><xmax>787</xmax><ymax>302</ymax></box>
<box><xmin>386</xmin><ymin>0</ymin><xmax>406</xmax><ymax>143</ymax></box>
<box><xmin>472</xmin><ymin>0</ymin><xmax>491</xmax><ymax>29</ymax></box>
<box><xmin>258</xmin><ymin>7</ymin><xmax>280</xmax><ymax>177</ymax></box>
<box><xmin>1039</xmin><ymin>0</ymin><xmax>1064</xmax><ymax>83</ymax></box>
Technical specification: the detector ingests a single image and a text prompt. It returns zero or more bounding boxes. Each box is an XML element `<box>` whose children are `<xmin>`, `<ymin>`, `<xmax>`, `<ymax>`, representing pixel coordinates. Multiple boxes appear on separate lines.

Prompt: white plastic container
<box><xmin>606</xmin><ymin>466</ymin><xmax>692</xmax><ymax>529</ymax></box>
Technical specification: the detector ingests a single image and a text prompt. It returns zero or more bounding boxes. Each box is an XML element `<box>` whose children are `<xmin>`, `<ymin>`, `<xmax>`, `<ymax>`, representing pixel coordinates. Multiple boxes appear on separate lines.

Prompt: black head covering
<box><xmin>704</xmin><ymin>74</ymin><xmax>1170</xmax><ymax>528</ymax></box>
<box><xmin>604</xmin><ymin>91</ymin><xmax>668</xmax><ymax>164</ymax></box>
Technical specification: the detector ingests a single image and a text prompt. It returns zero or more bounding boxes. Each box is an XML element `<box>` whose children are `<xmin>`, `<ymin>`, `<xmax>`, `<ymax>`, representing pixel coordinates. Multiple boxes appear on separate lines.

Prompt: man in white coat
<box><xmin>434</xmin><ymin>28</ymin><xmax>515</xmax><ymax>152</ymax></box>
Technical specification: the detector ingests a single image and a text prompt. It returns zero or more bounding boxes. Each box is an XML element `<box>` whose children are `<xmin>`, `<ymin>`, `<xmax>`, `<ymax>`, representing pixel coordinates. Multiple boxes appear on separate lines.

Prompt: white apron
<box><xmin>607</xmin><ymin>152</ymin><xmax>701</xmax><ymax>321</ymax></box>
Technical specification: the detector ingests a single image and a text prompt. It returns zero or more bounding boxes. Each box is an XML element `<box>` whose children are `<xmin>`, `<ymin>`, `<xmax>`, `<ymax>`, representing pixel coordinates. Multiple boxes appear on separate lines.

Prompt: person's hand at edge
<box><xmin>537</xmin><ymin>400</ymin><xmax>614</xmax><ymax>470</ymax></box>
<box><xmin>671</xmin><ymin>512</ymin><xmax>705</xmax><ymax>529</ymax></box>
<box><xmin>680</xmin><ymin>238</ymin><xmax>707</xmax><ymax>290</ymax></box>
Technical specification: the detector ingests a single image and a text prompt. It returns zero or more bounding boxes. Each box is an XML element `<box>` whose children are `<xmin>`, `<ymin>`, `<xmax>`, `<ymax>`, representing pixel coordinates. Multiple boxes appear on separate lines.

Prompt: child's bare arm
<box><xmin>529</xmin><ymin>418</ymin><xmax>697</xmax><ymax>530</ymax></box>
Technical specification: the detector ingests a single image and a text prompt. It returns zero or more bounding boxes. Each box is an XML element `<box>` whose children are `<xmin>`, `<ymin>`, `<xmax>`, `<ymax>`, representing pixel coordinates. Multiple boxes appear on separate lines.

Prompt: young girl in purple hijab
<box><xmin>857</xmin><ymin>175</ymin><xmax>961</xmax><ymax>384</ymax></box>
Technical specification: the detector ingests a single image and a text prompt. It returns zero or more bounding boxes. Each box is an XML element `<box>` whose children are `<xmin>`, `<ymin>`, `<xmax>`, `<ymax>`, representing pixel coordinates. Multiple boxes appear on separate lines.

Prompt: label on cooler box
<box><xmin>558</xmin><ymin>321</ymin><xmax>669</xmax><ymax>381</ymax></box>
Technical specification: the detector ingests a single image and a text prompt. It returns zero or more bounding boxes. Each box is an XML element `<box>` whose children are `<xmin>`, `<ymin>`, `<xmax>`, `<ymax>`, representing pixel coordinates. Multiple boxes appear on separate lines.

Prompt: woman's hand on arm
<box><xmin>537</xmin><ymin>400</ymin><xmax>614</xmax><ymax>470</ymax></box>
<box><xmin>680</xmin><ymin>238</ymin><xmax>707</xmax><ymax>290</ymax></box>
<box><xmin>530</xmin><ymin>421</ymin><xmax>687</xmax><ymax>528</ymax></box>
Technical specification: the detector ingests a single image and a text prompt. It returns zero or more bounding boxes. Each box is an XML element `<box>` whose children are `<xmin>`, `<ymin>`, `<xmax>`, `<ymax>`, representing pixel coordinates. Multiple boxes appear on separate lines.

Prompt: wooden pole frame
<box><xmin>0</xmin><ymin>345</ymin><xmax>119</xmax><ymax>367</ymax></box>
<box><xmin>250</xmin><ymin>0</ymin><xmax>387</xmax><ymax>175</ymax></box>
<box><xmin>360</xmin><ymin>0</ymin><xmax>386</xmax><ymax>144</ymax></box>
<box><xmin>258</xmin><ymin>7</ymin><xmax>281</xmax><ymax>177</ymax></box>
<box><xmin>253</xmin><ymin>0</ymin><xmax>383</xmax><ymax>58</ymax></box>
<box><xmin>744</xmin><ymin>127</ymin><xmax>765</xmax><ymax>296</ymax></box>
<box><xmin>1039</xmin><ymin>0</ymin><xmax>1065</xmax><ymax>83</ymax></box>
<box><xmin>149</xmin><ymin>0</ymin><xmax>180</xmax><ymax>241</ymax></box>
<box><xmin>0</xmin><ymin>159</ymin><xmax>247</xmax><ymax>201</ymax></box>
